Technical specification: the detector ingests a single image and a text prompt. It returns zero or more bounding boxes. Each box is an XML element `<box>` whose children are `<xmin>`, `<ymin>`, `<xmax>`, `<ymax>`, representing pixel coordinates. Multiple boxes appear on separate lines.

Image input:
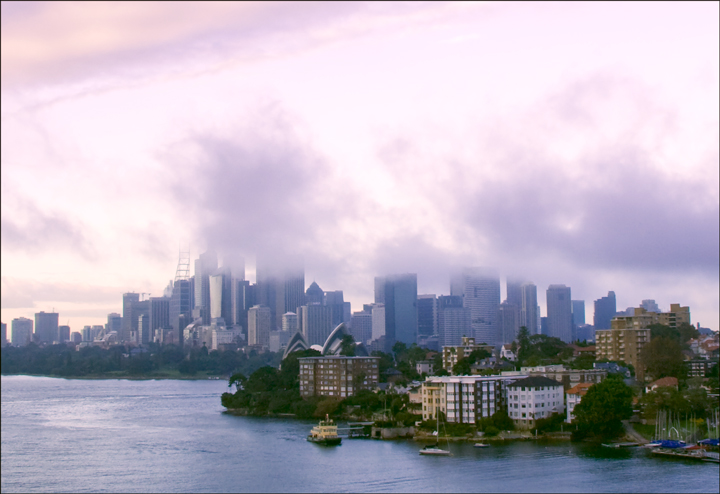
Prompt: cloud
<box><xmin>0</xmin><ymin>197</ymin><xmax>97</xmax><ymax>260</ymax></box>
<box><xmin>0</xmin><ymin>277</ymin><xmax>120</xmax><ymax>309</ymax></box>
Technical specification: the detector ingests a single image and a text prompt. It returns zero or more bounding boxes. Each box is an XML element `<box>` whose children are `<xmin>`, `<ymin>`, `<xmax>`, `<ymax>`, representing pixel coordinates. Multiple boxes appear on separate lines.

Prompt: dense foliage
<box><xmin>640</xmin><ymin>336</ymin><xmax>686</xmax><ymax>382</ymax></box>
<box><xmin>1</xmin><ymin>343</ymin><xmax>280</xmax><ymax>378</ymax></box>
<box><xmin>571</xmin><ymin>374</ymin><xmax>633</xmax><ymax>441</ymax></box>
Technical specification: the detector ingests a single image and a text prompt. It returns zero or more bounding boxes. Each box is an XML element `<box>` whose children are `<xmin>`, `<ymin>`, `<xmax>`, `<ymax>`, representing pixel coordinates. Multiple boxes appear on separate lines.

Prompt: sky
<box><xmin>1</xmin><ymin>1</ymin><xmax>718</xmax><ymax>332</ymax></box>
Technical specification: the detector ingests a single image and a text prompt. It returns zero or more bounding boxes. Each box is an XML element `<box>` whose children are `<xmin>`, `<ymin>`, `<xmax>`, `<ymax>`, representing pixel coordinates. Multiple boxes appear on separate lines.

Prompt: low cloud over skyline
<box><xmin>1</xmin><ymin>2</ymin><xmax>718</xmax><ymax>330</ymax></box>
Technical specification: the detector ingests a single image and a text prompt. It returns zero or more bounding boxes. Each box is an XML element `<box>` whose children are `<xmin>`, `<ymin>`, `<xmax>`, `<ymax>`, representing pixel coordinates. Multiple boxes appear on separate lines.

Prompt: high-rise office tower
<box><xmin>209</xmin><ymin>268</ymin><xmax>232</xmax><ymax>326</ymax></box>
<box><xmin>520</xmin><ymin>283</ymin><xmax>539</xmax><ymax>335</ymax></box>
<box><xmin>221</xmin><ymin>254</ymin><xmax>245</xmax><ymax>326</ymax></box>
<box><xmin>370</xmin><ymin>304</ymin><xmax>386</xmax><ymax>342</ymax></box>
<box><xmin>34</xmin><ymin>311</ymin><xmax>59</xmax><ymax>343</ymax></box>
<box><xmin>248</xmin><ymin>305</ymin><xmax>272</xmax><ymax>346</ymax></box>
<box><xmin>450</xmin><ymin>268</ymin><xmax>500</xmax><ymax>346</ymax></box>
<box><xmin>11</xmin><ymin>317</ymin><xmax>33</xmax><ymax>346</ymax></box>
<box><xmin>437</xmin><ymin>295</ymin><xmax>471</xmax><ymax>347</ymax></box>
<box><xmin>138</xmin><ymin>314</ymin><xmax>151</xmax><ymax>345</ymax></box>
<box><xmin>593</xmin><ymin>291</ymin><xmax>617</xmax><ymax>330</ymax></box>
<box><xmin>506</xmin><ymin>279</ymin><xmax>524</xmax><ymax>308</ymax></box>
<box><xmin>256</xmin><ymin>259</ymin><xmax>305</xmax><ymax>330</ymax></box>
<box><xmin>571</xmin><ymin>300</ymin><xmax>585</xmax><ymax>327</ymax></box>
<box><xmin>305</xmin><ymin>282</ymin><xmax>324</xmax><ymax>305</ymax></box>
<box><xmin>350</xmin><ymin>310</ymin><xmax>373</xmax><ymax>344</ymax></box>
<box><xmin>375</xmin><ymin>273</ymin><xmax>418</xmax><ymax>351</ymax></box>
<box><xmin>194</xmin><ymin>250</ymin><xmax>218</xmax><ymax>325</ymax></box>
<box><xmin>324</xmin><ymin>290</ymin><xmax>345</xmax><ymax>328</ymax></box>
<box><xmin>149</xmin><ymin>296</ymin><xmax>170</xmax><ymax>341</ymax></box>
<box><xmin>417</xmin><ymin>295</ymin><xmax>438</xmax><ymax>338</ymax></box>
<box><xmin>298</xmin><ymin>303</ymin><xmax>334</xmax><ymax>346</ymax></box>
<box><xmin>170</xmin><ymin>279</ymin><xmax>192</xmax><ymax>344</ymax></box>
<box><xmin>58</xmin><ymin>325</ymin><xmax>70</xmax><ymax>342</ymax></box>
<box><xmin>1</xmin><ymin>322</ymin><xmax>6</xmax><ymax>347</ymax></box>
<box><xmin>641</xmin><ymin>299</ymin><xmax>660</xmax><ymax>313</ymax></box>
<box><xmin>546</xmin><ymin>285</ymin><xmax>573</xmax><ymax>343</ymax></box>
<box><xmin>107</xmin><ymin>313</ymin><xmax>123</xmax><ymax>335</ymax></box>
<box><xmin>122</xmin><ymin>293</ymin><xmax>140</xmax><ymax>342</ymax></box>
<box><xmin>497</xmin><ymin>301</ymin><xmax>520</xmax><ymax>344</ymax></box>
<box><xmin>282</xmin><ymin>312</ymin><xmax>298</xmax><ymax>333</ymax></box>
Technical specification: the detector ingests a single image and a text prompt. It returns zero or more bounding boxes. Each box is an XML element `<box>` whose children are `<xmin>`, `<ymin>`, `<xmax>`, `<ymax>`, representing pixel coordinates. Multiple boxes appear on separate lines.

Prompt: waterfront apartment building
<box><xmin>420</xmin><ymin>375</ymin><xmax>521</xmax><ymax>423</ymax></box>
<box><xmin>442</xmin><ymin>336</ymin><xmax>495</xmax><ymax>373</ymax></box>
<box><xmin>505</xmin><ymin>365</ymin><xmax>607</xmax><ymax>392</ymax></box>
<box><xmin>298</xmin><ymin>356</ymin><xmax>380</xmax><ymax>398</ymax></box>
<box><xmin>506</xmin><ymin>376</ymin><xmax>564</xmax><ymax>429</ymax></box>
<box><xmin>566</xmin><ymin>383</ymin><xmax>593</xmax><ymax>423</ymax></box>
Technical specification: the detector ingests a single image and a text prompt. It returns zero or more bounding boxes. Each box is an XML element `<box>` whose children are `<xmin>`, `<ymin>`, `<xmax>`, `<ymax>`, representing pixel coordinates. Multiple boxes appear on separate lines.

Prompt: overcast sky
<box><xmin>2</xmin><ymin>1</ymin><xmax>718</xmax><ymax>332</ymax></box>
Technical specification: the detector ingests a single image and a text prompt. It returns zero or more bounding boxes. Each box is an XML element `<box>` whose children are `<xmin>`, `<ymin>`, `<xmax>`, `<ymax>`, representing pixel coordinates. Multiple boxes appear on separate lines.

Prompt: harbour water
<box><xmin>1</xmin><ymin>375</ymin><xmax>718</xmax><ymax>493</ymax></box>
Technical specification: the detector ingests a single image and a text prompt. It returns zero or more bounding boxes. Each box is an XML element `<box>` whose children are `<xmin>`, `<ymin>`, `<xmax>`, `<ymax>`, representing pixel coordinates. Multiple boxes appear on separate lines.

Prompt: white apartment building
<box><xmin>506</xmin><ymin>376</ymin><xmax>564</xmax><ymax>429</ymax></box>
<box><xmin>566</xmin><ymin>383</ymin><xmax>593</xmax><ymax>423</ymax></box>
<box><xmin>421</xmin><ymin>375</ymin><xmax>523</xmax><ymax>424</ymax></box>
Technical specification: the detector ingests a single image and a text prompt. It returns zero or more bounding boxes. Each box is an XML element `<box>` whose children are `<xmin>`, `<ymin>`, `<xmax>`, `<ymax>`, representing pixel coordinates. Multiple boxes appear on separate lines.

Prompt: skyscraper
<box><xmin>375</xmin><ymin>273</ymin><xmax>418</xmax><ymax>351</ymax></box>
<box><xmin>324</xmin><ymin>290</ymin><xmax>345</xmax><ymax>329</ymax></box>
<box><xmin>1</xmin><ymin>322</ymin><xmax>6</xmax><ymax>347</ymax></box>
<box><xmin>350</xmin><ymin>310</ymin><xmax>373</xmax><ymax>345</ymax></box>
<box><xmin>209</xmin><ymin>268</ymin><xmax>232</xmax><ymax>326</ymax></box>
<box><xmin>122</xmin><ymin>293</ymin><xmax>140</xmax><ymax>342</ymax></box>
<box><xmin>641</xmin><ymin>299</ymin><xmax>660</xmax><ymax>313</ymax></box>
<box><xmin>451</xmin><ymin>268</ymin><xmax>500</xmax><ymax>346</ymax></box>
<box><xmin>546</xmin><ymin>285</ymin><xmax>573</xmax><ymax>343</ymax></box>
<box><xmin>437</xmin><ymin>295</ymin><xmax>471</xmax><ymax>347</ymax></box>
<box><xmin>282</xmin><ymin>312</ymin><xmax>298</xmax><ymax>333</ymax></box>
<box><xmin>520</xmin><ymin>283</ymin><xmax>539</xmax><ymax>335</ymax></box>
<box><xmin>248</xmin><ymin>305</ymin><xmax>272</xmax><ymax>347</ymax></box>
<box><xmin>417</xmin><ymin>294</ymin><xmax>438</xmax><ymax>338</ymax></box>
<box><xmin>298</xmin><ymin>303</ymin><xmax>334</xmax><ymax>346</ymax></box>
<box><xmin>305</xmin><ymin>281</ymin><xmax>324</xmax><ymax>305</ymax></box>
<box><xmin>149</xmin><ymin>296</ymin><xmax>170</xmax><ymax>341</ymax></box>
<box><xmin>11</xmin><ymin>317</ymin><xmax>33</xmax><ymax>346</ymax></box>
<box><xmin>497</xmin><ymin>301</ymin><xmax>520</xmax><ymax>344</ymax></box>
<box><xmin>170</xmin><ymin>279</ymin><xmax>192</xmax><ymax>343</ymax></box>
<box><xmin>506</xmin><ymin>279</ymin><xmax>524</xmax><ymax>308</ymax></box>
<box><xmin>194</xmin><ymin>250</ymin><xmax>218</xmax><ymax>325</ymax></box>
<box><xmin>34</xmin><ymin>311</ymin><xmax>59</xmax><ymax>343</ymax></box>
<box><xmin>593</xmin><ymin>291</ymin><xmax>617</xmax><ymax>330</ymax></box>
<box><xmin>58</xmin><ymin>325</ymin><xmax>70</xmax><ymax>342</ymax></box>
<box><xmin>256</xmin><ymin>259</ymin><xmax>305</xmax><ymax>330</ymax></box>
<box><xmin>571</xmin><ymin>300</ymin><xmax>585</xmax><ymax>326</ymax></box>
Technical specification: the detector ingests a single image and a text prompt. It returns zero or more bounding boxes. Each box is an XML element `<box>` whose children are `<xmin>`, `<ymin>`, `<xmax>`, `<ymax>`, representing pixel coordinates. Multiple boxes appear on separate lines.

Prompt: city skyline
<box><xmin>2</xmin><ymin>2</ymin><xmax>718</xmax><ymax>332</ymax></box>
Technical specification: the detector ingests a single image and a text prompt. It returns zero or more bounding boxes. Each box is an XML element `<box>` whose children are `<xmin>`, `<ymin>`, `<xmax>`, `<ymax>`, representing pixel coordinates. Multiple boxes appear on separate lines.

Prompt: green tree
<box><xmin>677</xmin><ymin>322</ymin><xmax>699</xmax><ymax>343</ymax></box>
<box><xmin>640</xmin><ymin>337</ymin><xmax>686</xmax><ymax>382</ymax></box>
<box><xmin>516</xmin><ymin>326</ymin><xmax>530</xmax><ymax>363</ymax></box>
<box><xmin>340</xmin><ymin>334</ymin><xmax>357</xmax><ymax>356</ymax></box>
<box><xmin>572</xmin><ymin>375</ymin><xmax>633</xmax><ymax>441</ymax></box>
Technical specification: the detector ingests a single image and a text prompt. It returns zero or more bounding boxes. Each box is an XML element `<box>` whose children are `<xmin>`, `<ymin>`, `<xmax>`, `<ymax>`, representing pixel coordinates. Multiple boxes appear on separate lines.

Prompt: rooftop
<box><xmin>648</xmin><ymin>376</ymin><xmax>678</xmax><ymax>388</ymax></box>
<box><xmin>507</xmin><ymin>376</ymin><xmax>564</xmax><ymax>389</ymax></box>
<box><xmin>567</xmin><ymin>382</ymin><xmax>594</xmax><ymax>396</ymax></box>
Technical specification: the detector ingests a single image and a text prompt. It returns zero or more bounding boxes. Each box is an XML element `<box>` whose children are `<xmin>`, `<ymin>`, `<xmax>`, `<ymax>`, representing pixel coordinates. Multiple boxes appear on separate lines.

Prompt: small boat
<box><xmin>420</xmin><ymin>411</ymin><xmax>451</xmax><ymax>456</ymax></box>
<box><xmin>307</xmin><ymin>415</ymin><xmax>342</xmax><ymax>446</ymax></box>
<box><xmin>474</xmin><ymin>442</ymin><xmax>490</xmax><ymax>448</ymax></box>
<box><xmin>420</xmin><ymin>444</ymin><xmax>452</xmax><ymax>456</ymax></box>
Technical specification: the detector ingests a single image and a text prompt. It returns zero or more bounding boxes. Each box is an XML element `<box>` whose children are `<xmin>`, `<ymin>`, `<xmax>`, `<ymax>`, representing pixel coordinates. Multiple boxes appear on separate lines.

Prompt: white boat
<box><xmin>307</xmin><ymin>415</ymin><xmax>342</xmax><ymax>446</ymax></box>
<box><xmin>420</xmin><ymin>411</ymin><xmax>452</xmax><ymax>456</ymax></box>
<box><xmin>474</xmin><ymin>442</ymin><xmax>490</xmax><ymax>448</ymax></box>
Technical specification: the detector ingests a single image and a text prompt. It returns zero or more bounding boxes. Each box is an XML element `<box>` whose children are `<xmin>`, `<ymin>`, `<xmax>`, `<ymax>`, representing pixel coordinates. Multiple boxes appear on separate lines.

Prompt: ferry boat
<box><xmin>307</xmin><ymin>415</ymin><xmax>342</xmax><ymax>446</ymax></box>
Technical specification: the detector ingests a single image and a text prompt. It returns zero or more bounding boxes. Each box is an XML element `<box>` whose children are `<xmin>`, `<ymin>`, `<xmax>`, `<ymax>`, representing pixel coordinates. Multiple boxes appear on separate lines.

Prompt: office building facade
<box><xmin>451</xmin><ymin>268</ymin><xmax>501</xmax><ymax>346</ymax></box>
<box><xmin>593</xmin><ymin>291</ymin><xmax>617</xmax><ymax>330</ymax></box>
<box><xmin>375</xmin><ymin>273</ymin><xmax>418</xmax><ymax>351</ymax></box>
<box><xmin>546</xmin><ymin>285</ymin><xmax>573</xmax><ymax>343</ymax></box>
<box><xmin>11</xmin><ymin>317</ymin><xmax>33</xmax><ymax>346</ymax></box>
<box><xmin>34</xmin><ymin>311</ymin><xmax>59</xmax><ymax>343</ymax></box>
<box><xmin>437</xmin><ymin>295</ymin><xmax>471</xmax><ymax>347</ymax></box>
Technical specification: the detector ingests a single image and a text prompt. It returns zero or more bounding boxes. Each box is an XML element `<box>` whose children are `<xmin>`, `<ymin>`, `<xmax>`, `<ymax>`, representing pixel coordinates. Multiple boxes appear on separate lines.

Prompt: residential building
<box><xmin>11</xmin><ymin>317</ymin><xmax>33</xmax><ymax>346</ymax></box>
<box><xmin>298</xmin><ymin>356</ymin><xmax>380</xmax><ymax>398</ymax></box>
<box><xmin>546</xmin><ymin>285</ymin><xmax>573</xmax><ymax>343</ymax></box>
<box><xmin>420</xmin><ymin>375</ymin><xmax>520</xmax><ymax>423</ymax></box>
<box><xmin>35</xmin><ymin>311</ymin><xmax>59</xmax><ymax>343</ymax></box>
<box><xmin>521</xmin><ymin>283</ymin><xmax>539</xmax><ymax>335</ymax></box>
<box><xmin>513</xmin><ymin>364</ymin><xmax>606</xmax><ymax>391</ymax></box>
<box><xmin>506</xmin><ymin>376</ymin><xmax>565</xmax><ymax>429</ymax></box>
<box><xmin>566</xmin><ymin>383</ymin><xmax>593</xmax><ymax>423</ymax></box>
<box><xmin>686</xmin><ymin>359</ymin><xmax>718</xmax><ymax>378</ymax></box>
<box><xmin>417</xmin><ymin>294</ymin><xmax>438</xmax><ymax>339</ymax></box>
<box><xmin>645</xmin><ymin>377</ymin><xmax>678</xmax><ymax>394</ymax></box>
<box><xmin>442</xmin><ymin>336</ymin><xmax>495</xmax><ymax>373</ymax></box>
<box><xmin>248</xmin><ymin>305</ymin><xmax>272</xmax><ymax>347</ymax></box>
<box><xmin>437</xmin><ymin>295</ymin><xmax>471</xmax><ymax>347</ymax></box>
<box><xmin>593</xmin><ymin>291</ymin><xmax>617</xmax><ymax>330</ymax></box>
<box><xmin>500</xmin><ymin>344</ymin><xmax>516</xmax><ymax>361</ymax></box>
<box><xmin>374</xmin><ymin>273</ymin><xmax>418</xmax><ymax>350</ymax></box>
<box><xmin>416</xmin><ymin>360</ymin><xmax>434</xmax><ymax>375</ymax></box>
<box><xmin>451</xmin><ymin>268</ymin><xmax>501</xmax><ymax>346</ymax></box>
<box><xmin>594</xmin><ymin>326</ymin><xmax>650</xmax><ymax>380</ymax></box>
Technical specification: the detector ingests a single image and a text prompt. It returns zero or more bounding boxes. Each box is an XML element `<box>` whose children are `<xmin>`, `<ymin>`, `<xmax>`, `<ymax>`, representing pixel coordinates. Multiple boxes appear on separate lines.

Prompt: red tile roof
<box><xmin>648</xmin><ymin>377</ymin><xmax>678</xmax><ymax>388</ymax></box>
<box><xmin>567</xmin><ymin>382</ymin><xmax>594</xmax><ymax>396</ymax></box>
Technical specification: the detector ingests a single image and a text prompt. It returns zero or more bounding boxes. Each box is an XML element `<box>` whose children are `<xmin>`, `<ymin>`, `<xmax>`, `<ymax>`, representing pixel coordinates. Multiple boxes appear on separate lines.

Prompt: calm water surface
<box><xmin>1</xmin><ymin>376</ymin><xmax>718</xmax><ymax>493</ymax></box>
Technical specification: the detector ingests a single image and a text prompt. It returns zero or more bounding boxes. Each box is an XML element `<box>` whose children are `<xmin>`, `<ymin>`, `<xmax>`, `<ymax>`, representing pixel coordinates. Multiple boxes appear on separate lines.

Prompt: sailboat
<box><xmin>420</xmin><ymin>410</ymin><xmax>452</xmax><ymax>456</ymax></box>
